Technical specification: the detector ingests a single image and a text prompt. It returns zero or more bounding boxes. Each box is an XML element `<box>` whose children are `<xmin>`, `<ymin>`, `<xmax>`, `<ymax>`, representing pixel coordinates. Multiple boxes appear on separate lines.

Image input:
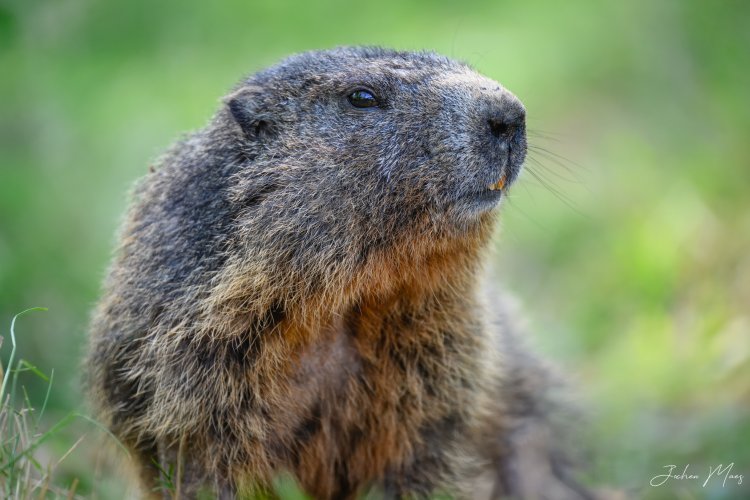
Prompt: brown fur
<box><xmin>86</xmin><ymin>47</ymin><xmax>592</xmax><ymax>498</ymax></box>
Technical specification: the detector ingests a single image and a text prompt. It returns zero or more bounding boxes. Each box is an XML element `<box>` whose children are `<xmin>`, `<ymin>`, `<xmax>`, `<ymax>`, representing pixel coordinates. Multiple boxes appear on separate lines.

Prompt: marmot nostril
<box><xmin>488</xmin><ymin>114</ymin><xmax>525</xmax><ymax>142</ymax></box>
<box><xmin>488</xmin><ymin>118</ymin><xmax>513</xmax><ymax>140</ymax></box>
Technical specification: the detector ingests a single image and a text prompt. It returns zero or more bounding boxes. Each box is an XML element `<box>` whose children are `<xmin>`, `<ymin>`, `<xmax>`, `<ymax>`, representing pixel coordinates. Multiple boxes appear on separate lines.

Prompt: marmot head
<box><xmin>206</xmin><ymin>47</ymin><xmax>526</xmax><ymax>312</ymax></box>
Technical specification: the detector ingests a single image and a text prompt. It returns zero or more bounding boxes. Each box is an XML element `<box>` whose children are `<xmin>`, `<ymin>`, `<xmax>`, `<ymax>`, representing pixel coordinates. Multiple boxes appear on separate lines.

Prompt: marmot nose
<box><xmin>487</xmin><ymin>107</ymin><xmax>526</xmax><ymax>150</ymax></box>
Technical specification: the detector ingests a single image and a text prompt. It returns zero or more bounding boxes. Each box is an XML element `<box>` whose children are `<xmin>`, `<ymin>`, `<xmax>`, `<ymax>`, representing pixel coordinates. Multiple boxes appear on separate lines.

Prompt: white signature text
<box><xmin>650</xmin><ymin>464</ymin><xmax>744</xmax><ymax>488</ymax></box>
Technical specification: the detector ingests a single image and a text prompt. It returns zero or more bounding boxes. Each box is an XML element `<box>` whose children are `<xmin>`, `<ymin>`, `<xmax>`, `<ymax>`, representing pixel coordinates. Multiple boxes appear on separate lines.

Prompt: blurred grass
<box><xmin>1</xmin><ymin>0</ymin><xmax>748</xmax><ymax>498</ymax></box>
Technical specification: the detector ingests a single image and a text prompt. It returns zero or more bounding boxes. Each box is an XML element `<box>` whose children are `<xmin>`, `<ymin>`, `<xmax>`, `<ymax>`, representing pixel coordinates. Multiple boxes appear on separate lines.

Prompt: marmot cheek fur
<box><xmin>86</xmin><ymin>47</ymin><xmax>592</xmax><ymax>499</ymax></box>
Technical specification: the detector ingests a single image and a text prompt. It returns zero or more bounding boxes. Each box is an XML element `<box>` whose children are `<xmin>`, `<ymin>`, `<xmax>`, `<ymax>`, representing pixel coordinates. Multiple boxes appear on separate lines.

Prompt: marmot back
<box><xmin>86</xmin><ymin>47</ymin><xmax>590</xmax><ymax>499</ymax></box>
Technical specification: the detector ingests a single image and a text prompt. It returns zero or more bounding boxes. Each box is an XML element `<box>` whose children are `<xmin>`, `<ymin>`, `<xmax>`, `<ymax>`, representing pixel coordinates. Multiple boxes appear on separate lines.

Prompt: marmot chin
<box><xmin>87</xmin><ymin>46</ymin><xmax>592</xmax><ymax>499</ymax></box>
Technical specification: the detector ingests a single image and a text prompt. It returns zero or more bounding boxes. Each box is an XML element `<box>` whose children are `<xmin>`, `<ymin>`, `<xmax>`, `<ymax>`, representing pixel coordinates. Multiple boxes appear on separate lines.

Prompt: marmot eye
<box><xmin>347</xmin><ymin>89</ymin><xmax>379</xmax><ymax>109</ymax></box>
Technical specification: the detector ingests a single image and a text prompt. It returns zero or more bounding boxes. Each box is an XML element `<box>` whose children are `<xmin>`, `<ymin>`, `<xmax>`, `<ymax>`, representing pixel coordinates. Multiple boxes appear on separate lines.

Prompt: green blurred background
<box><xmin>1</xmin><ymin>0</ymin><xmax>748</xmax><ymax>498</ymax></box>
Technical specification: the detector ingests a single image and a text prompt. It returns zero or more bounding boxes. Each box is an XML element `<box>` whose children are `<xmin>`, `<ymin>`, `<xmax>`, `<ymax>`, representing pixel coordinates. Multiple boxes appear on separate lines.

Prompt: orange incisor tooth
<box><xmin>497</xmin><ymin>174</ymin><xmax>506</xmax><ymax>190</ymax></box>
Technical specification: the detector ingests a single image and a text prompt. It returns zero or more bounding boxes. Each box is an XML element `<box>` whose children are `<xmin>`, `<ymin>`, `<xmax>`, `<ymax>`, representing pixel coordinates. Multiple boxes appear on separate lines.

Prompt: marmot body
<box><xmin>87</xmin><ymin>47</ymin><xmax>589</xmax><ymax>499</ymax></box>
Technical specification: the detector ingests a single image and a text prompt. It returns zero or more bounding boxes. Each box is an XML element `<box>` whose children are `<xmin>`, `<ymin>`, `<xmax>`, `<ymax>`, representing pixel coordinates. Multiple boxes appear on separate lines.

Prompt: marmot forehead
<box><xmin>247</xmin><ymin>46</ymin><xmax>475</xmax><ymax>88</ymax></box>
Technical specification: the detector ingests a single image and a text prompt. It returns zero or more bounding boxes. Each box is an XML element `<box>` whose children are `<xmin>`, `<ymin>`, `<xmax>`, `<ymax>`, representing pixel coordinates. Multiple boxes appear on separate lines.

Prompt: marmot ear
<box><xmin>225</xmin><ymin>86</ymin><xmax>276</xmax><ymax>141</ymax></box>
